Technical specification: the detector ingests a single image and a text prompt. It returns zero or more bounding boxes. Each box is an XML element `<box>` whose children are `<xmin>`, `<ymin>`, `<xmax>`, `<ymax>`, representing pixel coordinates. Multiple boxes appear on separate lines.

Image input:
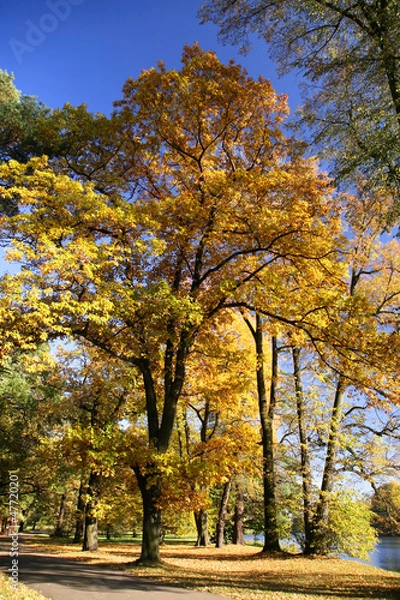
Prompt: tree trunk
<box><xmin>53</xmin><ymin>492</ymin><xmax>67</xmax><ymax>537</ymax></box>
<box><xmin>82</xmin><ymin>470</ymin><xmax>101</xmax><ymax>552</ymax></box>
<box><xmin>18</xmin><ymin>510</ymin><xmax>25</xmax><ymax>534</ymax></box>
<box><xmin>215</xmin><ymin>478</ymin><xmax>233</xmax><ymax>548</ymax></box>
<box><xmin>73</xmin><ymin>479</ymin><xmax>86</xmax><ymax>544</ymax></box>
<box><xmin>194</xmin><ymin>508</ymin><xmax>210</xmax><ymax>546</ymax></box>
<box><xmin>292</xmin><ymin>346</ymin><xmax>313</xmax><ymax>554</ymax></box>
<box><xmin>134</xmin><ymin>467</ymin><xmax>162</xmax><ymax>564</ymax></box>
<box><xmin>256</xmin><ymin>318</ymin><xmax>280</xmax><ymax>552</ymax></box>
<box><xmin>244</xmin><ymin>314</ymin><xmax>280</xmax><ymax>552</ymax></box>
<box><xmin>134</xmin><ymin>331</ymin><xmax>188</xmax><ymax>563</ymax></box>
<box><xmin>309</xmin><ymin>378</ymin><xmax>346</xmax><ymax>554</ymax></box>
<box><xmin>1</xmin><ymin>517</ymin><xmax>8</xmax><ymax>534</ymax></box>
<box><xmin>233</xmin><ymin>482</ymin><xmax>245</xmax><ymax>545</ymax></box>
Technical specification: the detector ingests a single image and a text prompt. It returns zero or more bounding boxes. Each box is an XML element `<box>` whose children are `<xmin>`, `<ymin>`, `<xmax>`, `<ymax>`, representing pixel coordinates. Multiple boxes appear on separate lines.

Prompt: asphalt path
<box><xmin>0</xmin><ymin>544</ymin><xmax>223</xmax><ymax>600</ymax></box>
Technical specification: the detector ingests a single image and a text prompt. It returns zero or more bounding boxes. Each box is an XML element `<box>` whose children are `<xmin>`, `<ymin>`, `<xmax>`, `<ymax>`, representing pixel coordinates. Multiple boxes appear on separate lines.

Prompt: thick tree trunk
<box><xmin>135</xmin><ymin>332</ymin><xmax>188</xmax><ymax>563</ymax></box>
<box><xmin>82</xmin><ymin>471</ymin><xmax>101</xmax><ymax>552</ymax></box>
<box><xmin>292</xmin><ymin>346</ymin><xmax>313</xmax><ymax>554</ymax></box>
<box><xmin>233</xmin><ymin>482</ymin><xmax>245</xmax><ymax>545</ymax></box>
<box><xmin>134</xmin><ymin>467</ymin><xmax>162</xmax><ymax>564</ymax></box>
<box><xmin>194</xmin><ymin>509</ymin><xmax>210</xmax><ymax>546</ymax></box>
<box><xmin>309</xmin><ymin>378</ymin><xmax>346</xmax><ymax>554</ymax></box>
<box><xmin>53</xmin><ymin>492</ymin><xmax>67</xmax><ymax>537</ymax></box>
<box><xmin>73</xmin><ymin>479</ymin><xmax>86</xmax><ymax>544</ymax></box>
<box><xmin>215</xmin><ymin>478</ymin><xmax>233</xmax><ymax>548</ymax></box>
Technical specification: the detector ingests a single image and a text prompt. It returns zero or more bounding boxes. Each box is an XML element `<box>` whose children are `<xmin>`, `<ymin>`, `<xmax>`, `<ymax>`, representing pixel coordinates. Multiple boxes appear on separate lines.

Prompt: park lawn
<box><xmin>20</xmin><ymin>536</ymin><xmax>400</xmax><ymax>600</ymax></box>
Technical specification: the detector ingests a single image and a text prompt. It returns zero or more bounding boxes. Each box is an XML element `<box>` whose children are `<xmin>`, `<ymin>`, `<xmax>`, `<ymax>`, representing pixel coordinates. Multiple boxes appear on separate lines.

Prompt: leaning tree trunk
<box><xmin>194</xmin><ymin>508</ymin><xmax>210</xmax><ymax>546</ymax></box>
<box><xmin>82</xmin><ymin>470</ymin><xmax>101</xmax><ymax>552</ymax></box>
<box><xmin>215</xmin><ymin>478</ymin><xmax>233</xmax><ymax>548</ymax></box>
<box><xmin>309</xmin><ymin>377</ymin><xmax>346</xmax><ymax>554</ymax></box>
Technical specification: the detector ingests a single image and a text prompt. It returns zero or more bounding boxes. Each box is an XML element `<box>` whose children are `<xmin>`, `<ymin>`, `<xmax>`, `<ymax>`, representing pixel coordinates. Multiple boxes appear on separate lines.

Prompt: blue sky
<box><xmin>1</xmin><ymin>0</ymin><xmax>302</xmax><ymax>114</ymax></box>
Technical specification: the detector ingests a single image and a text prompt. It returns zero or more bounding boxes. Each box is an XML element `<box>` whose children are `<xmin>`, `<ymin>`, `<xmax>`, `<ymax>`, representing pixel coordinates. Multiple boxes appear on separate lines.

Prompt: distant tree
<box><xmin>175</xmin><ymin>312</ymin><xmax>258</xmax><ymax>547</ymax></box>
<box><xmin>54</xmin><ymin>343</ymin><xmax>137</xmax><ymax>552</ymax></box>
<box><xmin>0</xmin><ymin>347</ymin><xmax>59</xmax><ymax>489</ymax></box>
<box><xmin>0</xmin><ymin>70</ymin><xmax>53</xmax><ymax>217</ymax></box>
<box><xmin>0</xmin><ymin>71</ymin><xmax>51</xmax><ymax>161</ymax></box>
<box><xmin>372</xmin><ymin>482</ymin><xmax>400</xmax><ymax>536</ymax></box>
<box><xmin>321</xmin><ymin>489</ymin><xmax>377</xmax><ymax>559</ymax></box>
<box><xmin>200</xmin><ymin>1</ymin><xmax>400</xmax><ymax>213</ymax></box>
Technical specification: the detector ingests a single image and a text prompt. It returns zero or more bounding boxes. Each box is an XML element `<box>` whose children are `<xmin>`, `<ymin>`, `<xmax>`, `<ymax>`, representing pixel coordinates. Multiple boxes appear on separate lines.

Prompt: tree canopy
<box><xmin>0</xmin><ymin>44</ymin><xmax>399</xmax><ymax>564</ymax></box>
<box><xmin>199</xmin><ymin>0</ymin><xmax>400</xmax><ymax>214</ymax></box>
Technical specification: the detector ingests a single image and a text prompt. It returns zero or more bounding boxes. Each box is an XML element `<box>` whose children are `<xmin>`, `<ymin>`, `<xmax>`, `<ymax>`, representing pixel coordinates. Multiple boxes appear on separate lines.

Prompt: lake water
<box><xmin>244</xmin><ymin>535</ymin><xmax>400</xmax><ymax>573</ymax></box>
<box><xmin>354</xmin><ymin>537</ymin><xmax>400</xmax><ymax>573</ymax></box>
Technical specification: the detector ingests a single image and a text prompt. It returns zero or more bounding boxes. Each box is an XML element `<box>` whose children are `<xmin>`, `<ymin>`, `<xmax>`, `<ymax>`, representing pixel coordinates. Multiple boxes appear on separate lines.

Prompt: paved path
<box><xmin>0</xmin><ymin>548</ymin><xmax>223</xmax><ymax>599</ymax></box>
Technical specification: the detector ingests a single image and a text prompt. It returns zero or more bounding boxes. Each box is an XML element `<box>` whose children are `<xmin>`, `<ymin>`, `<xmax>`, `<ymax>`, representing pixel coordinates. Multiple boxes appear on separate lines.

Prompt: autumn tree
<box><xmin>270</xmin><ymin>183</ymin><xmax>400</xmax><ymax>555</ymax></box>
<box><xmin>0</xmin><ymin>45</ymin><xmax>342</xmax><ymax>563</ymax></box>
<box><xmin>372</xmin><ymin>481</ymin><xmax>400</xmax><ymax>536</ymax></box>
<box><xmin>51</xmin><ymin>343</ymin><xmax>138</xmax><ymax>551</ymax></box>
<box><xmin>179</xmin><ymin>312</ymin><xmax>258</xmax><ymax>547</ymax></box>
<box><xmin>0</xmin><ymin>346</ymin><xmax>64</xmax><ymax>531</ymax></box>
<box><xmin>200</xmin><ymin>1</ymin><xmax>400</xmax><ymax>210</ymax></box>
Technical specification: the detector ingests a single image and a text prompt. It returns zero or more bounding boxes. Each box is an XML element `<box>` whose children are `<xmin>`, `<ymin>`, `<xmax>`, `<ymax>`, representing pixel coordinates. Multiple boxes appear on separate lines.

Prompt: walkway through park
<box><xmin>0</xmin><ymin>543</ymin><xmax>223</xmax><ymax>600</ymax></box>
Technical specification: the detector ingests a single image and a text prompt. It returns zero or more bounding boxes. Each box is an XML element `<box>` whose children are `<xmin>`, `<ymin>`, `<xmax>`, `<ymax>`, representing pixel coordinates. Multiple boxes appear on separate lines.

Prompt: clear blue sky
<box><xmin>1</xmin><ymin>0</ymin><xmax>301</xmax><ymax>114</ymax></box>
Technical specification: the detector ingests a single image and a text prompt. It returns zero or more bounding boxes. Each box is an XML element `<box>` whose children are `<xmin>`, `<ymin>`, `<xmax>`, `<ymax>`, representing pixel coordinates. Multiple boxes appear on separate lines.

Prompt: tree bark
<box><xmin>261</xmin><ymin>333</ymin><xmax>280</xmax><ymax>552</ymax></box>
<box><xmin>215</xmin><ymin>478</ymin><xmax>233</xmax><ymax>548</ymax></box>
<box><xmin>233</xmin><ymin>481</ymin><xmax>245</xmax><ymax>545</ymax></box>
<box><xmin>244</xmin><ymin>312</ymin><xmax>280</xmax><ymax>552</ymax></box>
<box><xmin>73</xmin><ymin>479</ymin><xmax>86</xmax><ymax>544</ymax></box>
<box><xmin>194</xmin><ymin>509</ymin><xmax>210</xmax><ymax>546</ymax></box>
<box><xmin>82</xmin><ymin>470</ymin><xmax>100</xmax><ymax>552</ymax></box>
<box><xmin>134</xmin><ymin>345</ymin><xmax>187</xmax><ymax>563</ymax></box>
<box><xmin>309</xmin><ymin>377</ymin><xmax>346</xmax><ymax>554</ymax></box>
<box><xmin>1</xmin><ymin>517</ymin><xmax>8</xmax><ymax>534</ymax></box>
<box><xmin>292</xmin><ymin>346</ymin><xmax>313</xmax><ymax>554</ymax></box>
<box><xmin>53</xmin><ymin>492</ymin><xmax>67</xmax><ymax>537</ymax></box>
<box><xmin>18</xmin><ymin>510</ymin><xmax>25</xmax><ymax>534</ymax></box>
<box><xmin>134</xmin><ymin>467</ymin><xmax>162</xmax><ymax>563</ymax></box>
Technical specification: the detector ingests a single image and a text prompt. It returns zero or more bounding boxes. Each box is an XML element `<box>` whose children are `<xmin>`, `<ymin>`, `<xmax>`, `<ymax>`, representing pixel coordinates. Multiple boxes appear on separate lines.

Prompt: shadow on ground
<box><xmin>0</xmin><ymin>551</ymin><xmax>192</xmax><ymax>595</ymax></box>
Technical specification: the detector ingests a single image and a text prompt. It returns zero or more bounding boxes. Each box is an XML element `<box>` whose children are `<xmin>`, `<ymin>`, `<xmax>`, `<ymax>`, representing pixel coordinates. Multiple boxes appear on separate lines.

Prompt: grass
<box><xmin>11</xmin><ymin>534</ymin><xmax>400</xmax><ymax>600</ymax></box>
<box><xmin>0</xmin><ymin>569</ymin><xmax>47</xmax><ymax>599</ymax></box>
